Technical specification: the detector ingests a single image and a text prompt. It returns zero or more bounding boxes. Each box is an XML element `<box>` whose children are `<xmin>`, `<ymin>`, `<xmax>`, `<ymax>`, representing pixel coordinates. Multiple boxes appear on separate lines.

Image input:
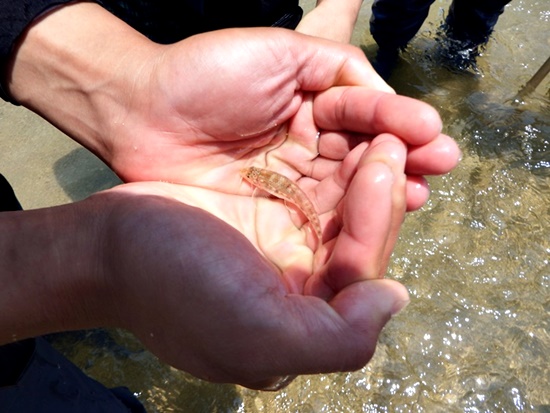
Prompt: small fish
<box><xmin>240</xmin><ymin>166</ymin><xmax>322</xmax><ymax>246</ymax></box>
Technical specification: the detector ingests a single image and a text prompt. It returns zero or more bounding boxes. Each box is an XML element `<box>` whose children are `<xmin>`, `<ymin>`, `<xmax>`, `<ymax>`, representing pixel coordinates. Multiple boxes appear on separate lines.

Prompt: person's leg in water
<box><xmin>370</xmin><ymin>0</ymin><xmax>436</xmax><ymax>79</ymax></box>
<box><xmin>439</xmin><ymin>0</ymin><xmax>513</xmax><ymax>70</ymax></box>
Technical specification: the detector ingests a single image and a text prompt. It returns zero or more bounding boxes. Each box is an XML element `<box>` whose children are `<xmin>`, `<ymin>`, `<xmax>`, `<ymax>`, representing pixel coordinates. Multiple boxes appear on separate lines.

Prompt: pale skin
<box><xmin>296</xmin><ymin>0</ymin><xmax>364</xmax><ymax>42</ymax></box>
<box><xmin>1</xmin><ymin>2</ymin><xmax>460</xmax><ymax>390</ymax></box>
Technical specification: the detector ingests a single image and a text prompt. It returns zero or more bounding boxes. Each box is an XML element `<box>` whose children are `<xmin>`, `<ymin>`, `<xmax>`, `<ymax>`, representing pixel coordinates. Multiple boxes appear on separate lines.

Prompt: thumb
<box><xmin>234</xmin><ymin>279</ymin><xmax>409</xmax><ymax>390</ymax></box>
<box><xmin>286</xmin><ymin>30</ymin><xmax>394</xmax><ymax>93</ymax></box>
<box><xmin>295</xmin><ymin>279</ymin><xmax>410</xmax><ymax>372</ymax></box>
<box><xmin>330</xmin><ymin>279</ymin><xmax>410</xmax><ymax>339</ymax></box>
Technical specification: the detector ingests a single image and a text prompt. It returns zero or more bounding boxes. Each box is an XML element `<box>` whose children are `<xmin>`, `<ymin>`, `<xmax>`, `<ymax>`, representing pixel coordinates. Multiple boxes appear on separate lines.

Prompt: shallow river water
<box><xmin>6</xmin><ymin>0</ymin><xmax>549</xmax><ymax>411</ymax></box>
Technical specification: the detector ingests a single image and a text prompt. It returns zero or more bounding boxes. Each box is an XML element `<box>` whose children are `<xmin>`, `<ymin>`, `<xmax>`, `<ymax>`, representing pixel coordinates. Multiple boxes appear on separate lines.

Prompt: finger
<box><xmin>405</xmin><ymin>175</ymin><xmax>430</xmax><ymax>211</ymax></box>
<box><xmin>313</xmin><ymin>87</ymin><xmax>443</xmax><ymax>146</ymax></box>
<box><xmin>406</xmin><ymin>134</ymin><xmax>461</xmax><ymax>175</ymax></box>
<box><xmin>308</xmin><ymin>134</ymin><xmax>407</xmax><ymax>297</ymax></box>
<box><xmin>285</xmin><ymin>31</ymin><xmax>394</xmax><ymax>92</ymax></box>
<box><xmin>329</xmin><ymin>279</ymin><xmax>410</xmax><ymax>334</ymax></box>
<box><xmin>318</xmin><ymin>130</ymin><xmax>368</xmax><ymax>161</ymax></box>
<box><xmin>357</xmin><ymin>135</ymin><xmax>406</xmax><ymax>280</ymax></box>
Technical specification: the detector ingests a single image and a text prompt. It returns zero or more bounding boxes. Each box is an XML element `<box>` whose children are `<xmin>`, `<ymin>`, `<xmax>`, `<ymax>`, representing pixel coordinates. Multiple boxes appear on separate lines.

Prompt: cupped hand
<box><xmin>98</xmin><ymin>132</ymin><xmax>410</xmax><ymax>390</ymax></box>
<box><xmin>102</xmin><ymin>28</ymin><xmax>459</xmax><ymax>211</ymax></box>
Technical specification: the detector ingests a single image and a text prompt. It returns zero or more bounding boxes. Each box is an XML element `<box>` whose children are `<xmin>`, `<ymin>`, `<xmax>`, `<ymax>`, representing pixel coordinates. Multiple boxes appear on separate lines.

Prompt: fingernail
<box><xmin>391</xmin><ymin>299</ymin><xmax>410</xmax><ymax>316</ymax></box>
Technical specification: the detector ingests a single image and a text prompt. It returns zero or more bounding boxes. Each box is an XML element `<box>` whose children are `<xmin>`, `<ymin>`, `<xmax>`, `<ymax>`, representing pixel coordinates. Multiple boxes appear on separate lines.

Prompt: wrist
<box><xmin>0</xmin><ymin>198</ymin><xmax>114</xmax><ymax>344</ymax></box>
<box><xmin>298</xmin><ymin>0</ymin><xmax>362</xmax><ymax>42</ymax></box>
<box><xmin>7</xmin><ymin>2</ymin><xmax>162</xmax><ymax>166</ymax></box>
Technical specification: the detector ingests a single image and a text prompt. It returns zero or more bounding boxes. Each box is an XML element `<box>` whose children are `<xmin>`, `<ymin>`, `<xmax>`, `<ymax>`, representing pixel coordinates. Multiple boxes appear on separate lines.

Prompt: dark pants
<box><xmin>370</xmin><ymin>0</ymin><xmax>512</xmax><ymax>50</ymax></box>
<box><xmin>0</xmin><ymin>174</ymin><xmax>22</xmax><ymax>211</ymax></box>
<box><xmin>370</xmin><ymin>0</ymin><xmax>512</xmax><ymax>77</ymax></box>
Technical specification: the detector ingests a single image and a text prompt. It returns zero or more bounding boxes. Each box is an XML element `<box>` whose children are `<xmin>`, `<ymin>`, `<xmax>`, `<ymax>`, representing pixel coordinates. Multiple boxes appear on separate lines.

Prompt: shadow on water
<box><xmin>47</xmin><ymin>330</ymin><xmax>243</xmax><ymax>412</ymax></box>
<box><xmin>52</xmin><ymin>147</ymin><xmax>122</xmax><ymax>201</ymax></box>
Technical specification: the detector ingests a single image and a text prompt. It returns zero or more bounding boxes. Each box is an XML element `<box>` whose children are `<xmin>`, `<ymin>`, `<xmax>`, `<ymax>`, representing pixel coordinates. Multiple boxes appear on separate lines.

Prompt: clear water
<box><xmin>50</xmin><ymin>0</ymin><xmax>550</xmax><ymax>411</ymax></box>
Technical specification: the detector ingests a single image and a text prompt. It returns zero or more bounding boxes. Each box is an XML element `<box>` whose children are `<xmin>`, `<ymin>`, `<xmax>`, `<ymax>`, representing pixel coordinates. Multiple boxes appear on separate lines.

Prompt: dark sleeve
<box><xmin>0</xmin><ymin>0</ymin><xmax>301</xmax><ymax>104</ymax></box>
<box><xmin>0</xmin><ymin>0</ymin><xmax>93</xmax><ymax>103</ymax></box>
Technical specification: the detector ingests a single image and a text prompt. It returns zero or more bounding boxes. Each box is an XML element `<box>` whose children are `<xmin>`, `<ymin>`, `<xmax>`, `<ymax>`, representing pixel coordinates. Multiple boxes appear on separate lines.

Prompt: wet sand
<box><xmin>0</xmin><ymin>102</ymin><xmax>120</xmax><ymax>209</ymax></box>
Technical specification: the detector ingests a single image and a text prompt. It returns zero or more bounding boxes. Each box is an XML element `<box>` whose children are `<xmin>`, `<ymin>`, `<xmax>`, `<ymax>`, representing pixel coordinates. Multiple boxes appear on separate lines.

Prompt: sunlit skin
<box><xmin>2</xmin><ymin>2</ymin><xmax>460</xmax><ymax>390</ymax></box>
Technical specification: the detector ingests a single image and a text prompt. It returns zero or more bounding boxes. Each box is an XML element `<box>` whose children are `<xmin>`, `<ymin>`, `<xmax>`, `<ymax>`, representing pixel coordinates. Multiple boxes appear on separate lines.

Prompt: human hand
<box><xmin>99</xmin><ymin>28</ymin><xmax>458</xmax><ymax>211</ymax></box>
<box><xmin>3</xmin><ymin>2</ymin><xmax>458</xmax><ymax>391</ymax></box>
<box><xmin>9</xmin><ymin>4</ymin><xmax>459</xmax><ymax>212</ymax></box>
<box><xmin>92</xmin><ymin>131</ymin><xmax>410</xmax><ymax>390</ymax></box>
<box><xmin>0</xmin><ymin>127</ymin><xmax>408</xmax><ymax>390</ymax></box>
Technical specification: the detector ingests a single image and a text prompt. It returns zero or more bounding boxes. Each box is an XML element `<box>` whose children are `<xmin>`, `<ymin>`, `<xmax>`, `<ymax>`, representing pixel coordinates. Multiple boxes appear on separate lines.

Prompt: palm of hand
<box><xmin>119</xmin><ymin>103</ymin><xmax>402</xmax><ymax>299</ymax></box>
<box><xmin>125</xmin><ymin>126</ymin><xmax>402</xmax><ymax>301</ymax></box>
<box><xmin>105</xmin><ymin>29</ymin><xmax>413</xmax><ymax>298</ymax></box>
<box><xmin>111</xmin><ymin>150</ymin><xmax>404</xmax><ymax>388</ymax></box>
<box><xmin>95</xmin><ymin>31</ymin><xmax>421</xmax><ymax>386</ymax></box>
<box><xmin>109</xmin><ymin>28</ymin><xmax>389</xmax><ymax>185</ymax></box>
